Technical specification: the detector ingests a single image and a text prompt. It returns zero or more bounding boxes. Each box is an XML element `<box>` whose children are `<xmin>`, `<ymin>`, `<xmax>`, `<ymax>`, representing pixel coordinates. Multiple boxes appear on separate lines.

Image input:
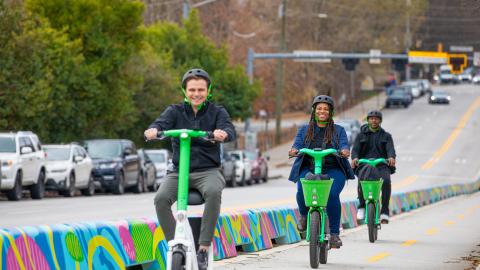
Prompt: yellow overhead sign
<box><xmin>408</xmin><ymin>51</ymin><xmax>448</xmax><ymax>64</ymax></box>
<box><xmin>448</xmin><ymin>54</ymin><xmax>467</xmax><ymax>74</ymax></box>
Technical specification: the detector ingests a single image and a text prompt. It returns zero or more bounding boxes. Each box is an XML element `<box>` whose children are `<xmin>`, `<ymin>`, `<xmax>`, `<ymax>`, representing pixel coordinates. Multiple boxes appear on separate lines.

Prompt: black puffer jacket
<box><xmin>351</xmin><ymin>124</ymin><xmax>396</xmax><ymax>173</ymax></box>
<box><xmin>149</xmin><ymin>101</ymin><xmax>236</xmax><ymax>172</ymax></box>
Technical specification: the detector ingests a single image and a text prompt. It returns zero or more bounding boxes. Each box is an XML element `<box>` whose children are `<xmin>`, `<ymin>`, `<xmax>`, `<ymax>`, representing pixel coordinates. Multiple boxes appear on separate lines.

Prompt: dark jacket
<box><xmin>288</xmin><ymin>124</ymin><xmax>355</xmax><ymax>182</ymax></box>
<box><xmin>351</xmin><ymin>124</ymin><xmax>396</xmax><ymax>173</ymax></box>
<box><xmin>149</xmin><ymin>101</ymin><xmax>236</xmax><ymax>172</ymax></box>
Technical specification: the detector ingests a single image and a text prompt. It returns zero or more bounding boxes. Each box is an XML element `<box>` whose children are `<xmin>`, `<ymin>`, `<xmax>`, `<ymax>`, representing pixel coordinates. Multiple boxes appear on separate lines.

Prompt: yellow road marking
<box><xmin>457</xmin><ymin>214</ymin><xmax>465</xmax><ymax>220</ymax></box>
<box><xmin>426</xmin><ymin>227</ymin><xmax>438</xmax><ymax>235</ymax></box>
<box><xmin>444</xmin><ymin>220</ymin><xmax>455</xmax><ymax>226</ymax></box>
<box><xmin>368</xmin><ymin>252</ymin><xmax>391</xmax><ymax>263</ymax></box>
<box><xmin>422</xmin><ymin>97</ymin><xmax>480</xmax><ymax>170</ymax></box>
<box><xmin>401</xmin><ymin>239</ymin><xmax>417</xmax><ymax>247</ymax></box>
<box><xmin>392</xmin><ymin>175</ymin><xmax>418</xmax><ymax>189</ymax></box>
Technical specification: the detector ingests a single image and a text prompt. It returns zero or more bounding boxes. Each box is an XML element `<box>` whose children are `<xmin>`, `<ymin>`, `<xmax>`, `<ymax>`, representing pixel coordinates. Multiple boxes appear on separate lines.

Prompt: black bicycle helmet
<box><xmin>312</xmin><ymin>95</ymin><xmax>335</xmax><ymax>109</ymax></box>
<box><xmin>367</xmin><ymin>110</ymin><xmax>383</xmax><ymax>120</ymax></box>
<box><xmin>181</xmin><ymin>68</ymin><xmax>211</xmax><ymax>88</ymax></box>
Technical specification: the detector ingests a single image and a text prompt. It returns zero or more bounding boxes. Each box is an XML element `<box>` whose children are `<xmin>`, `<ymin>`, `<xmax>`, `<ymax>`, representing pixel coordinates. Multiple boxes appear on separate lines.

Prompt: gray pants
<box><xmin>154</xmin><ymin>168</ymin><xmax>225</xmax><ymax>246</ymax></box>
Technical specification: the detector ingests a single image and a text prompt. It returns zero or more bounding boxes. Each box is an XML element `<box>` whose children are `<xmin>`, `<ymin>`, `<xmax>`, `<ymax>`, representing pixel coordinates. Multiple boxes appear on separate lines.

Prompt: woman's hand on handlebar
<box><xmin>213</xmin><ymin>129</ymin><xmax>228</xmax><ymax>142</ymax></box>
<box><xmin>351</xmin><ymin>158</ymin><xmax>358</xmax><ymax>168</ymax></box>
<box><xmin>144</xmin><ymin>128</ymin><xmax>158</xmax><ymax>140</ymax></box>
<box><xmin>339</xmin><ymin>149</ymin><xmax>350</xmax><ymax>158</ymax></box>
<box><xmin>288</xmin><ymin>148</ymin><xmax>299</xmax><ymax>158</ymax></box>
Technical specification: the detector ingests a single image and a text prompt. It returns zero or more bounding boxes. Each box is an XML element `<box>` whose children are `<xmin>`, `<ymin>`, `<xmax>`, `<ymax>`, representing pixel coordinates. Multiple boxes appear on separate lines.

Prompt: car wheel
<box><xmin>81</xmin><ymin>174</ymin><xmax>95</xmax><ymax>196</ymax></box>
<box><xmin>30</xmin><ymin>170</ymin><xmax>45</xmax><ymax>199</ymax></box>
<box><xmin>263</xmin><ymin>168</ymin><xmax>269</xmax><ymax>183</ymax></box>
<box><xmin>113</xmin><ymin>172</ymin><xmax>125</xmax><ymax>195</ymax></box>
<box><xmin>63</xmin><ymin>172</ymin><xmax>76</xmax><ymax>197</ymax></box>
<box><xmin>228</xmin><ymin>168</ymin><xmax>236</xmax><ymax>188</ymax></box>
<box><xmin>7</xmin><ymin>171</ymin><xmax>23</xmax><ymax>201</ymax></box>
<box><xmin>133</xmin><ymin>173</ymin><xmax>144</xmax><ymax>193</ymax></box>
<box><xmin>238</xmin><ymin>170</ymin><xmax>246</xmax><ymax>186</ymax></box>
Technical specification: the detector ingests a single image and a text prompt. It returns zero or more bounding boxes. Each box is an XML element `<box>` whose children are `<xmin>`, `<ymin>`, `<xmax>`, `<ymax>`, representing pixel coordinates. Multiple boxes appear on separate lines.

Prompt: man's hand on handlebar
<box><xmin>387</xmin><ymin>157</ymin><xmax>396</xmax><ymax>167</ymax></box>
<box><xmin>144</xmin><ymin>128</ymin><xmax>158</xmax><ymax>140</ymax></box>
<box><xmin>351</xmin><ymin>158</ymin><xmax>359</xmax><ymax>168</ymax></box>
<box><xmin>213</xmin><ymin>129</ymin><xmax>228</xmax><ymax>142</ymax></box>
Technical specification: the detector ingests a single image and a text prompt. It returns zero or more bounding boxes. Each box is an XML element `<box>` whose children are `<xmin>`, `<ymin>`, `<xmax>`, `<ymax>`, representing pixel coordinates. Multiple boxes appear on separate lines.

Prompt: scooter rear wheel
<box><xmin>171</xmin><ymin>252</ymin><xmax>185</xmax><ymax>270</ymax></box>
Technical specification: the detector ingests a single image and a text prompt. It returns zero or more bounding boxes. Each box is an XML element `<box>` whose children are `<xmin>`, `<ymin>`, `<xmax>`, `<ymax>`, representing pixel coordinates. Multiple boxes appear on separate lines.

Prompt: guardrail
<box><xmin>1</xmin><ymin>180</ymin><xmax>479</xmax><ymax>269</ymax></box>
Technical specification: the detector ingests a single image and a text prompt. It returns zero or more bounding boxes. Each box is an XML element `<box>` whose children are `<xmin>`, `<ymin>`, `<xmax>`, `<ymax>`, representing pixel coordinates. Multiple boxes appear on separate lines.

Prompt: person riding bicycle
<box><xmin>144</xmin><ymin>68</ymin><xmax>236</xmax><ymax>270</ymax></box>
<box><xmin>351</xmin><ymin>110</ymin><xmax>396</xmax><ymax>224</ymax></box>
<box><xmin>288</xmin><ymin>95</ymin><xmax>355</xmax><ymax>248</ymax></box>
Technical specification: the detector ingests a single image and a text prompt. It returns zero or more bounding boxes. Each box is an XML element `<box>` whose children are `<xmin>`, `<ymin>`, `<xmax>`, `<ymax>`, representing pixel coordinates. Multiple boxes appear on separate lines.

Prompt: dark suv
<box><xmin>385</xmin><ymin>87</ymin><xmax>412</xmax><ymax>108</ymax></box>
<box><xmin>83</xmin><ymin>139</ymin><xmax>143</xmax><ymax>194</ymax></box>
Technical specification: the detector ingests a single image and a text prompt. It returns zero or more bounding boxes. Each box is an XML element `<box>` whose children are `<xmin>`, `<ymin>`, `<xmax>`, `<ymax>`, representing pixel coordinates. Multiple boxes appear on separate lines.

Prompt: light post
<box><xmin>259</xmin><ymin>109</ymin><xmax>269</xmax><ymax>152</ymax></box>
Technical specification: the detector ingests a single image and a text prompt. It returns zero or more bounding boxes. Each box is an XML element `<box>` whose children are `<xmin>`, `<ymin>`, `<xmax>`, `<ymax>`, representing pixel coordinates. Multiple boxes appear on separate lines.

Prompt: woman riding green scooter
<box><xmin>288</xmin><ymin>95</ymin><xmax>355</xmax><ymax>248</ymax></box>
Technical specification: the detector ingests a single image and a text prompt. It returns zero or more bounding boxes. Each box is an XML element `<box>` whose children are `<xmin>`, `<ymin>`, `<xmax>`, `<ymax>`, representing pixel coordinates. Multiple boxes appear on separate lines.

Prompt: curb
<box><xmin>1</xmin><ymin>180</ymin><xmax>478</xmax><ymax>269</ymax></box>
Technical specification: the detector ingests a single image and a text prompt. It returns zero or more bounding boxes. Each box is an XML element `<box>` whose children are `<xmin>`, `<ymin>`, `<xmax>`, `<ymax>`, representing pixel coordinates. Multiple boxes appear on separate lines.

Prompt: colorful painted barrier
<box><xmin>1</xmin><ymin>180</ymin><xmax>478</xmax><ymax>269</ymax></box>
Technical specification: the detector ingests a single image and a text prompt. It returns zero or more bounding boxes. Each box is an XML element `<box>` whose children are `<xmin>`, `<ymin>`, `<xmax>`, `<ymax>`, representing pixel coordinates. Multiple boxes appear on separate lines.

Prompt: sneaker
<box><xmin>380</xmin><ymin>214</ymin><xmax>389</xmax><ymax>224</ymax></box>
<box><xmin>356</xmin><ymin>208</ymin><xmax>365</xmax><ymax>220</ymax></box>
<box><xmin>297</xmin><ymin>215</ymin><xmax>307</xmax><ymax>232</ymax></box>
<box><xmin>197</xmin><ymin>249</ymin><xmax>208</xmax><ymax>270</ymax></box>
<box><xmin>330</xmin><ymin>233</ymin><xmax>342</xmax><ymax>249</ymax></box>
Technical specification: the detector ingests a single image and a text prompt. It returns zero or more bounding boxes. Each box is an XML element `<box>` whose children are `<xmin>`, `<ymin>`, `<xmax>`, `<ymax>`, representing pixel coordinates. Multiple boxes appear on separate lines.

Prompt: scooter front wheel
<box><xmin>171</xmin><ymin>252</ymin><xmax>185</xmax><ymax>270</ymax></box>
<box><xmin>309</xmin><ymin>211</ymin><xmax>320</xmax><ymax>268</ymax></box>
<box><xmin>368</xmin><ymin>202</ymin><xmax>376</xmax><ymax>243</ymax></box>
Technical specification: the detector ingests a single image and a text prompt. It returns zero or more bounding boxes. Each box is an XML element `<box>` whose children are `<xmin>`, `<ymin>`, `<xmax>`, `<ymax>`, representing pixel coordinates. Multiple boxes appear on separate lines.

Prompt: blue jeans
<box><xmin>296</xmin><ymin>167</ymin><xmax>346</xmax><ymax>234</ymax></box>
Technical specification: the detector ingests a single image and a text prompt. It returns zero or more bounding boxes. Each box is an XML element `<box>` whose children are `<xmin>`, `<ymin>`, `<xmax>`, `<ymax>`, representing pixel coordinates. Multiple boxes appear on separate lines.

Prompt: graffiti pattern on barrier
<box><xmin>1</xmin><ymin>182</ymin><xmax>478</xmax><ymax>269</ymax></box>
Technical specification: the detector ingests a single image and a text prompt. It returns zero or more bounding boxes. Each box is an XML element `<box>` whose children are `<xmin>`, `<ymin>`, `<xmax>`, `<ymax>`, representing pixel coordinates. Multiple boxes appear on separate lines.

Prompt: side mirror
<box><xmin>74</xmin><ymin>155</ymin><xmax>84</xmax><ymax>162</ymax></box>
<box><xmin>21</xmin><ymin>146</ymin><xmax>33</xmax><ymax>154</ymax></box>
<box><xmin>123</xmin><ymin>148</ymin><xmax>132</xmax><ymax>156</ymax></box>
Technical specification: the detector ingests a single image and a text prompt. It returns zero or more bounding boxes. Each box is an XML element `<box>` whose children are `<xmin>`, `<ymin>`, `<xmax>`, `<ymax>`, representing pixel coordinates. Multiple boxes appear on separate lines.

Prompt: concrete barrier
<box><xmin>1</xmin><ymin>180</ymin><xmax>478</xmax><ymax>269</ymax></box>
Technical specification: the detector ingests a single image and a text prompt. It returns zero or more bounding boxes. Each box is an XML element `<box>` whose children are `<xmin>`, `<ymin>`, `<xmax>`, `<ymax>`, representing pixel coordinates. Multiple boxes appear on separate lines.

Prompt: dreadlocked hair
<box><xmin>304</xmin><ymin>103</ymin><xmax>339</xmax><ymax>147</ymax></box>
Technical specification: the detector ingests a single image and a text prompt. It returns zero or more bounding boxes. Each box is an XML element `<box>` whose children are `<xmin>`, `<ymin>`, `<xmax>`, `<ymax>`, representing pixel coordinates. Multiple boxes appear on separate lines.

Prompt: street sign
<box><xmin>408</xmin><ymin>51</ymin><xmax>448</xmax><ymax>64</ymax></box>
<box><xmin>448</xmin><ymin>54</ymin><xmax>467</xmax><ymax>74</ymax></box>
<box><xmin>474</xmin><ymin>52</ymin><xmax>480</xmax><ymax>67</ymax></box>
<box><xmin>369</xmin><ymin>49</ymin><xmax>381</xmax><ymax>64</ymax></box>
<box><xmin>449</xmin><ymin>46</ymin><xmax>474</xmax><ymax>52</ymax></box>
<box><xmin>293</xmin><ymin>50</ymin><xmax>332</xmax><ymax>63</ymax></box>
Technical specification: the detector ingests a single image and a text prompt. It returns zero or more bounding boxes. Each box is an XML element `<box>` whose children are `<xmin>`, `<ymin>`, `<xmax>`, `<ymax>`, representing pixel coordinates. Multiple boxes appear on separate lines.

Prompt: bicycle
<box><xmin>147</xmin><ymin>129</ymin><xmax>214</xmax><ymax>270</ymax></box>
<box><xmin>297</xmin><ymin>148</ymin><xmax>338</xmax><ymax>267</ymax></box>
<box><xmin>357</xmin><ymin>158</ymin><xmax>387</xmax><ymax>243</ymax></box>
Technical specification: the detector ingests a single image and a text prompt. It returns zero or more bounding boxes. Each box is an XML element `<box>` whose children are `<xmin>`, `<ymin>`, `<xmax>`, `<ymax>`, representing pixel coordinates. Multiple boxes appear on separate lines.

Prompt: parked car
<box><xmin>428</xmin><ymin>90</ymin><xmax>451</xmax><ymax>104</ymax></box>
<box><xmin>44</xmin><ymin>144</ymin><xmax>95</xmax><ymax>197</ymax></box>
<box><xmin>220</xmin><ymin>144</ymin><xmax>236</xmax><ymax>187</ymax></box>
<box><xmin>228</xmin><ymin>150</ymin><xmax>252</xmax><ymax>186</ymax></box>
<box><xmin>385</xmin><ymin>88</ymin><xmax>412</xmax><ymax>108</ymax></box>
<box><xmin>473</xmin><ymin>72</ymin><xmax>480</xmax><ymax>84</ymax></box>
<box><xmin>401</xmin><ymin>81</ymin><xmax>422</xmax><ymax>98</ymax></box>
<box><xmin>0</xmin><ymin>131</ymin><xmax>46</xmax><ymax>201</ymax></box>
<box><xmin>245</xmin><ymin>150</ymin><xmax>269</xmax><ymax>184</ymax></box>
<box><xmin>145</xmin><ymin>149</ymin><xmax>169</xmax><ymax>190</ymax></box>
<box><xmin>336</xmin><ymin>119</ymin><xmax>361</xmax><ymax>147</ymax></box>
<box><xmin>84</xmin><ymin>139</ymin><xmax>142</xmax><ymax>194</ymax></box>
<box><xmin>138</xmin><ymin>149</ymin><xmax>157</xmax><ymax>192</ymax></box>
<box><xmin>438</xmin><ymin>65</ymin><xmax>459</xmax><ymax>84</ymax></box>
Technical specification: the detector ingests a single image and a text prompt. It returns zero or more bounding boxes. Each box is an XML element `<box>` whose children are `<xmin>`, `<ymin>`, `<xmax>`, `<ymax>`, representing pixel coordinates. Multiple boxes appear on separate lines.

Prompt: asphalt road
<box><xmin>0</xmin><ymin>84</ymin><xmax>479</xmax><ymax>268</ymax></box>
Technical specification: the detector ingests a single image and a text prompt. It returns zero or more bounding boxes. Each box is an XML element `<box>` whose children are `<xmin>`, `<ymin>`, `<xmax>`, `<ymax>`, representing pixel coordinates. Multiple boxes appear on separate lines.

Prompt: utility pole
<box><xmin>405</xmin><ymin>0</ymin><xmax>412</xmax><ymax>81</ymax></box>
<box><xmin>275</xmin><ymin>0</ymin><xmax>286</xmax><ymax>145</ymax></box>
<box><xmin>183</xmin><ymin>0</ymin><xmax>189</xmax><ymax>19</ymax></box>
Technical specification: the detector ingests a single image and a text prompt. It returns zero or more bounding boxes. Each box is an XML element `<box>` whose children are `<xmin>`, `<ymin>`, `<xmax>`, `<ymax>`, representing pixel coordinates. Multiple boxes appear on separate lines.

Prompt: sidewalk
<box><xmin>264</xmin><ymin>92</ymin><xmax>387</xmax><ymax>177</ymax></box>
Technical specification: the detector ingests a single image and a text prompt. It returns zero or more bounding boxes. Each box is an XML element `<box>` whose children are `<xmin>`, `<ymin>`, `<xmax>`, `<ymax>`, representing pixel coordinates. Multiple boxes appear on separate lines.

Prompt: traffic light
<box><xmin>342</xmin><ymin>58</ymin><xmax>359</xmax><ymax>71</ymax></box>
<box><xmin>391</xmin><ymin>58</ymin><xmax>408</xmax><ymax>72</ymax></box>
<box><xmin>448</xmin><ymin>54</ymin><xmax>467</xmax><ymax>74</ymax></box>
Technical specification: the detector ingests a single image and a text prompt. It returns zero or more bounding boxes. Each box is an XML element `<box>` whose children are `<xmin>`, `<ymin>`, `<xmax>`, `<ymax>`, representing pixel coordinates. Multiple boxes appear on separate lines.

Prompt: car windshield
<box><xmin>85</xmin><ymin>141</ymin><xmax>122</xmax><ymax>159</ymax></box>
<box><xmin>44</xmin><ymin>147</ymin><xmax>70</xmax><ymax>161</ymax></box>
<box><xmin>440</xmin><ymin>70</ymin><xmax>451</xmax><ymax>74</ymax></box>
<box><xmin>391</xmin><ymin>90</ymin><xmax>405</xmax><ymax>97</ymax></box>
<box><xmin>433</xmin><ymin>91</ymin><xmax>448</xmax><ymax>97</ymax></box>
<box><xmin>0</xmin><ymin>137</ymin><xmax>16</xmax><ymax>153</ymax></box>
<box><xmin>147</xmin><ymin>152</ymin><xmax>166</xmax><ymax>163</ymax></box>
<box><xmin>244</xmin><ymin>151</ymin><xmax>257</xmax><ymax>160</ymax></box>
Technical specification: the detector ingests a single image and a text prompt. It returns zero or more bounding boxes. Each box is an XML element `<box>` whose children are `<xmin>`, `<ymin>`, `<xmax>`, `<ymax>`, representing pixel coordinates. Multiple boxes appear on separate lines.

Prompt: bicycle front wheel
<box><xmin>309</xmin><ymin>211</ymin><xmax>320</xmax><ymax>268</ymax></box>
<box><xmin>368</xmin><ymin>202</ymin><xmax>376</xmax><ymax>243</ymax></box>
<box><xmin>171</xmin><ymin>252</ymin><xmax>185</xmax><ymax>270</ymax></box>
